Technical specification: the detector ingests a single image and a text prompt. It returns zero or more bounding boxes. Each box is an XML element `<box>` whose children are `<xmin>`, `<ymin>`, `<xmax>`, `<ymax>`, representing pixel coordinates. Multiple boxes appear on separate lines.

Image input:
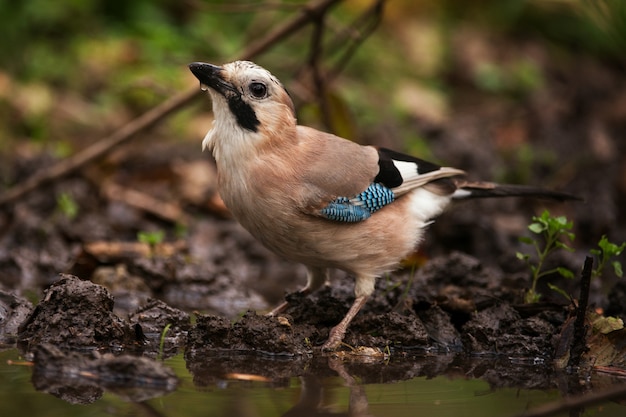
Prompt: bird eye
<box><xmin>249</xmin><ymin>82</ymin><xmax>267</xmax><ymax>98</ymax></box>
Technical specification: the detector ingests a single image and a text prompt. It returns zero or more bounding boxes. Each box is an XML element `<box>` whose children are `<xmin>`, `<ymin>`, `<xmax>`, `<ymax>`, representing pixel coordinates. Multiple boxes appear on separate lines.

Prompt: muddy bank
<box><xmin>3</xmin><ymin>253</ymin><xmax>619</xmax><ymax>396</ymax></box>
<box><xmin>12</xmin><ymin>255</ymin><xmax>569</xmax><ymax>359</ymax></box>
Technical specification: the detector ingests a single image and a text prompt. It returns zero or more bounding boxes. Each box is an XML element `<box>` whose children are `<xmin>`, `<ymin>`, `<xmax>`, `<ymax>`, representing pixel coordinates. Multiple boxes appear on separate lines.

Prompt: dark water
<box><xmin>1</xmin><ymin>348</ymin><xmax>624</xmax><ymax>417</ymax></box>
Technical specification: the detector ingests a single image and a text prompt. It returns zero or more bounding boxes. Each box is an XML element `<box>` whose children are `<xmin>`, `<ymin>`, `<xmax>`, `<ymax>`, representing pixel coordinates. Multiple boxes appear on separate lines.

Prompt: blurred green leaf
<box><xmin>138</xmin><ymin>230</ymin><xmax>165</xmax><ymax>246</ymax></box>
<box><xmin>591</xmin><ymin>235</ymin><xmax>626</xmax><ymax>279</ymax></box>
<box><xmin>557</xmin><ymin>267</ymin><xmax>574</xmax><ymax>279</ymax></box>
<box><xmin>518</xmin><ymin>237</ymin><xmax>534</xmax><ymax>245</ymax></box>
<box><xmin>56</xmin><ymin>192</ymin><xmax>78</xmax><ymax>220</ymax></box>
<box><xmin>547</xmin><ymin>283</ymin><xmax>570</xmax><ymax>301</ymax></box>
<box><xmin>528</xmin><ymin>222</ymin><xmax>545</xmax><ymax>234</ymax></box>
<box><xmin>554</xmin><ymin>241</ymin><xmax>575</xmax><ymax>252</ymax></box>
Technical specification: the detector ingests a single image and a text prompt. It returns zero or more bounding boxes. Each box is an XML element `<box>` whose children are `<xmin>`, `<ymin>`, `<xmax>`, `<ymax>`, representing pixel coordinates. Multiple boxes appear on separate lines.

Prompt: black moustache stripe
<box><xmin>228</xmin><ymin>96</ymin><xmax>260</xmax><ymax>132</ymax></box>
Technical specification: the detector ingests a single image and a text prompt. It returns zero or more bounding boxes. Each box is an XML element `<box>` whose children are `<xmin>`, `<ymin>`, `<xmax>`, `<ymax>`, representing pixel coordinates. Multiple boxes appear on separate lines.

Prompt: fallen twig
<box><xmin>510</xmin><ymin>382</ymin><xmax>626</xmax><ymax>417</ymax></box>
<box><xmin>594</xmin><ymin>365</ymin><xmax>626</xmax><ymax>378</ymax></box>
<box><xmin>83</xmin><ymin>240</ymin><xmax>187</xmax><ymax>261</ymax></box>
<box><xmin>101</xmin><ymin>181</ymin><xmax>189</xmax><ymax>225</ymax></box>
<box><xmin>0</xmin><ymin>0</ymin><xmax>342</xmax><ymax>208</ymax></box>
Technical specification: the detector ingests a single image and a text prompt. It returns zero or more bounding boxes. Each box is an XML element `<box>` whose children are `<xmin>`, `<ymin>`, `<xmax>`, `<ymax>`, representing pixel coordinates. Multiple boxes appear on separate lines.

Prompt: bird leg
<box><xmin>267</xmin><ymin>266</ymin><xmax>328</xmax><ymax>316</ymax></box>
<box><xmin>322</xmin><ymin>294</ymin><xmax>369</xmax><ymax>351</ymax></box>
<box><xmin>322</xmin><ymin>274</ymin><xmax>375</xmax><ymax>351</ymax></box>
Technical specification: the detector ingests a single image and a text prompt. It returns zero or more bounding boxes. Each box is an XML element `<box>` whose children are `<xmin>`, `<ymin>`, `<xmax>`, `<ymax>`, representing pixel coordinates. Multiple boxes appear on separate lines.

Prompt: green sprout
<box><xmin>157</xmin><ymin>323</ymin><xmax>172</xmax><ymax>361</ymax></box>
<box><xmin>137</xmin><ymin>229</ymin><xmax>165</xmax><ymax>258</ymax></box>
<box><xmin>56</xmin><ymin>192</ymin><xmax>78</xmax><ymax>220</ymax></box>
<box><xmin>590</xmin><ymin>235</ymin><xmax>625</xmax><ymax>279</ymax></box>
<box><xmin>137</xmin><ymin>230</ymin><xmax>165</xmax><ymax>246</ymax></box>
<box><xmin>517</xmin><ymin>210</ymin><xmax>575</xmax><ymax>303</ymax></box>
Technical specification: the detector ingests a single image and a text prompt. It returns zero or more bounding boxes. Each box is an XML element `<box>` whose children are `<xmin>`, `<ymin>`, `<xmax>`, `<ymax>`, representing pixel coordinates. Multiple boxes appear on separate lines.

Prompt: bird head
<box><xmin>189</xmin><ymin>61</ymin><xmax>296</xmax><ymax>155</ymax></box>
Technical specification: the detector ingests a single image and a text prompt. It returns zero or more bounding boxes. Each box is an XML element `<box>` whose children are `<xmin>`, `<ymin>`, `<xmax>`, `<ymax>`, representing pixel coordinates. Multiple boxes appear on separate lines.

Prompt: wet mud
<box><xmin>0</xmin><ymin>251</ymin><xmax>616</xmax><ymax>399</ymax></box>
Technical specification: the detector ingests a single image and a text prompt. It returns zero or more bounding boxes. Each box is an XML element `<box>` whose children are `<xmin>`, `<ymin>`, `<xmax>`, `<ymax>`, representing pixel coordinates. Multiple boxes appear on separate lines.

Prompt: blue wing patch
<box><xmin>320</xmin><ymin>183</ymin><xmax>395</xmax><ymax>223</ymax></box>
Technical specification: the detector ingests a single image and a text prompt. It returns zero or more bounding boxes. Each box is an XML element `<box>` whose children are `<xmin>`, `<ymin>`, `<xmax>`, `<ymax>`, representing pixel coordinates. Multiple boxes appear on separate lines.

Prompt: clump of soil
<box><xmin>348</xmin><ymin>312</ymin><xmax>431</xmax><ymax>348</ymax></box>
<box><xmin>461</xmin><ymin>303</ymin><xmax>562</xmax><ymax>358</ymax></box>
<box><xmin>0</xmin><ymin>290</ymin><xmax>33</xmax><ymax>346</ymax></box>
<box><xmin>129</xmin><ymin>298</ymin><xmax>192</xmax><ymax>359</ymax></box>
<box><xmin>186</xmin><ymin>311</ymin><xmax>315</xmax><ymax>356</ymax></box>
<box><xmin>17</xmin><ymin>274</ymin><xmax>138</xmax><ymax>352</ymax></box>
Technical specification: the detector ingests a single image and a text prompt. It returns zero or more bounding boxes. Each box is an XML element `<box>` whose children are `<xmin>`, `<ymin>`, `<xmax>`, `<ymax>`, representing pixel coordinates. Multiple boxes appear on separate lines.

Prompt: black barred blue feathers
<box><xmin>358</xmin><ymin>182</ymin><xmax>396</xmax><ymax>211</ymax></box>
<box><xmin>320</xmin><ymin>183</ymin><xmax>395</xmax><ymax>222</ymax></box>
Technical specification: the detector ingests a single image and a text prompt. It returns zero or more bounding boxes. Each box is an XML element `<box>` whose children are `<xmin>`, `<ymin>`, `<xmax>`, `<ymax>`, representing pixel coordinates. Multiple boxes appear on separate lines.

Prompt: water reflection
<box><xmin>30</xmin><ymin>344</ymin><xmax>178</xmax><ymax>404</ymax></box>
<box><xmin>326</xmin><ymin>358</ymin><xmax>373</xmax><ymax>417</ymax></box>
<box><xmin>184</xmin><ymin>350</ymin><xmax>626</xmax><ymax>417</ymax></box>
<box><xmin>185</xmin><ymin>349</ymin><xmax>553</xmax><ymax>391</ymax></box>
<box><xmin>2</xmin><ymin>348</ymin><xmax>626</xmax><ymax>417</ymax></box>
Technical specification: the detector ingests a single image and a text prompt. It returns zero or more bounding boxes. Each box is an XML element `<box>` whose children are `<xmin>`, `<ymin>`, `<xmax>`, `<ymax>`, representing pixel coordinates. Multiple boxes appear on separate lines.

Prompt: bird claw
<box><xmin>321</xmin><ymin>326</ymin><xmax>346</xmax><ymax>351</ymax></box>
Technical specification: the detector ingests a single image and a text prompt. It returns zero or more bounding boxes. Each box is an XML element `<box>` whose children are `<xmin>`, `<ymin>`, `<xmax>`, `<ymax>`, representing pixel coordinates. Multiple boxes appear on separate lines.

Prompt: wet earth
<box><xmin>2</xmin><ymin>249</ymin><xmax>626</xmax><ymax>406</ymax></box>
<box><xmin>1</xmin><ymin>37</ymin><xmax>626</xmax><ymax>409</ymax></box>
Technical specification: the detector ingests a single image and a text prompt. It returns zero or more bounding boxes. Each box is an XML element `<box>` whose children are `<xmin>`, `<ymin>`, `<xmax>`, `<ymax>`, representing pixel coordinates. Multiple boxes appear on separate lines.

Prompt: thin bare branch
<box><xmin>239</xmin><ymin>0</ymin><xmax>341</xmax><ymax>62</ymax></box>
<box><xmin>292</xmin><ymin>0</ymin><xmax>386</xmax><ymax>133</ymax></box>
<box><xmin>0</xmin><ymin>88</ymin><xmax>197</xmax><ymax>207</ymax></box>
<box><xmin>186</xmin><ymin>0</ymin><xmax>302</xmax><ymax>13</ymax></box>
<box><xmin>328</xmin><ymin>0</ymin><xmax>386</xmax><ymax>81</ymax></box>
<box><xmin>308</xmin><ymin>12</ymin><xmax>334</xmax><ymax>132</ymax></box>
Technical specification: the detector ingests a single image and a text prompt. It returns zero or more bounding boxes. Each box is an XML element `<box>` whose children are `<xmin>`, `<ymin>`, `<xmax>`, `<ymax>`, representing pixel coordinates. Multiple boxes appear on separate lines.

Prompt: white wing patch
<box><xmin>392</xmin><ymin>160</ymin><xmax>418</xmax><ymax>181</ymax></box>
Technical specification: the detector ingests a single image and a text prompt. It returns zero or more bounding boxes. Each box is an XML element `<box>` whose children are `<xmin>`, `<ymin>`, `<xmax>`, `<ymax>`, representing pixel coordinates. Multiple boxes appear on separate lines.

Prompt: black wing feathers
<box><xmin>374</xmin><ymin>147</ymin><xmax>442</xmax><ymax>188</ymax></box>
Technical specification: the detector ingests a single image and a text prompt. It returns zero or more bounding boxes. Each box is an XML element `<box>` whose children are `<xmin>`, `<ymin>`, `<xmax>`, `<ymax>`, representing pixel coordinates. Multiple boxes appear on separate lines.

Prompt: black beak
<box><xmin>188</xmin><ymin>62</ymin><xmax>237</xmax><ymax>96</ymax></box>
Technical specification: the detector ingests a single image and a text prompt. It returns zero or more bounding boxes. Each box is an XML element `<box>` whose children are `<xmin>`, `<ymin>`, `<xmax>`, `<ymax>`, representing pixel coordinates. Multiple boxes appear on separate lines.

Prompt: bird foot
<box><xmin>321</xmin><ymin>325</ymin><xmax>347</xmax><ymax>351</ymax></box>
<box><xmin>321</xmin><ymin>294</ymin><xmax>369</xmax><ymax>351</ymax></box>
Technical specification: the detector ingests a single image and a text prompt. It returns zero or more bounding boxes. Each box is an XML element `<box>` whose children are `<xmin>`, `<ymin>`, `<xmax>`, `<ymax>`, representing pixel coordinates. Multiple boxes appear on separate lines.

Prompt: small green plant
<box><xmin>517</xmin><ymin>210</ymin><xmax>575</xmax><ymax>303</ymax></box>
<box><xmin>157</xmin><ymin>323</ymin><xmax>172</xmax><ymax>361</ymax></box>
<box><xmin>138</xmin><ymin>229</ymin><xmax>165</xmax><ymax>246</ymax></box>
<box><xmin>590</xmin><ymin>235</ymin><xmax>625</xmax><ymax>279</ymax></box>
<box><xmin>138</xmin><ymin>229</ymin><xmax>165</xmax><ymax>258</ymax></box>
<box><xmin>56</xmin><ymin>192</ymin><xmax>78</xmax><ymax>220</ymax></box>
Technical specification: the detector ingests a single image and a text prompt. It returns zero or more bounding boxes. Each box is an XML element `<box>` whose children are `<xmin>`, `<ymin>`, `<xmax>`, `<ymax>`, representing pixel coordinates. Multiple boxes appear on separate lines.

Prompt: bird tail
<box><xmin>451</xmin><ymin>180</ymin><xmax>582</xmax><ymax>202</ymax></box>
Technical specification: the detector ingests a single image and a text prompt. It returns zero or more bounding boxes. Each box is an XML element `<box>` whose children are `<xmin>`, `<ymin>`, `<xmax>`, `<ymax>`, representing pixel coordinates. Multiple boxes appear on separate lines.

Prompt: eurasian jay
<box><xmin>188</xmin><ymin>60</ymin><xmax>577</xmax><ymax>351</ymax></box>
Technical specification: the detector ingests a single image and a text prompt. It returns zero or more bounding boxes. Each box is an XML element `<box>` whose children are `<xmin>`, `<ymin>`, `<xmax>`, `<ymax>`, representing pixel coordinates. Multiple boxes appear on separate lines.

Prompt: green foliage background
<box><xmin>0</xmin><ymin>0</ymin><xmax>624</xmax><ymax>156</ymax></box>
